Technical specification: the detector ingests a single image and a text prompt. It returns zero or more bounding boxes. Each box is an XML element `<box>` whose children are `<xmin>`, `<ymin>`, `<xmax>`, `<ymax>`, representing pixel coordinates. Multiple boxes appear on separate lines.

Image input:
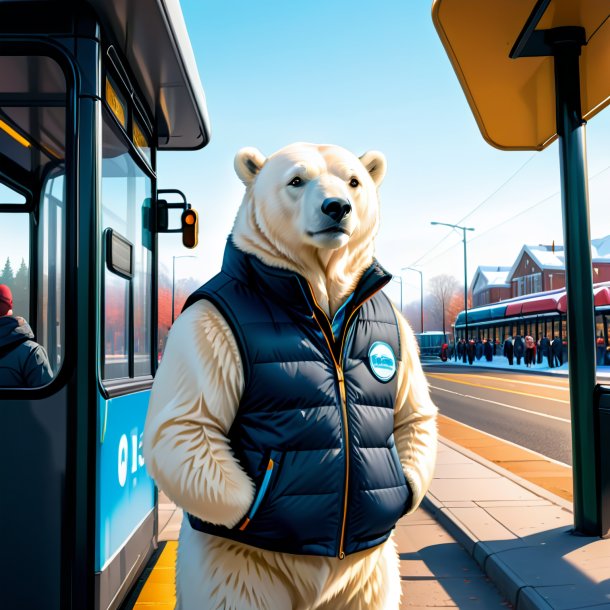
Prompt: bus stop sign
<box><xmin>432</xmin><ymin>0</ymin><xmax>610</xmax><ymax>150</ymax></box>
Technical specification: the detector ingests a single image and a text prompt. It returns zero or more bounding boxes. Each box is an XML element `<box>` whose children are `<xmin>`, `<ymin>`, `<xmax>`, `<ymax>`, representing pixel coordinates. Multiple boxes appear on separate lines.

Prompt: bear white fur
<box><xmin>143</xmin><ymin>143</ymin><xmax>438</xmax><ymax>610</ymax></box>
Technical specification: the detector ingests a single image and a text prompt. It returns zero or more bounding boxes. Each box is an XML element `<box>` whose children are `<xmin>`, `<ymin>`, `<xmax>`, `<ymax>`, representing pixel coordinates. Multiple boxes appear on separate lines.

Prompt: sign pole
<box><xmin>551</xmin><ymin>27</ymin><xmax>599</xmax><ymax>535</ymax></box>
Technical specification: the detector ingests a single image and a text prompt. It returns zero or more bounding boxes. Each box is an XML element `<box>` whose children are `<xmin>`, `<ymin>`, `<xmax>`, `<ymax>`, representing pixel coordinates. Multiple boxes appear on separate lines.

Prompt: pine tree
<box><xmin>13</xmin><ymin>258</ymin><xmax>29</xmax><ymax>317</ymax></box>
<box><xmin>0</xmin><ymin>257</ymin><xmax>14</xmax><ymax>287</ymax></box>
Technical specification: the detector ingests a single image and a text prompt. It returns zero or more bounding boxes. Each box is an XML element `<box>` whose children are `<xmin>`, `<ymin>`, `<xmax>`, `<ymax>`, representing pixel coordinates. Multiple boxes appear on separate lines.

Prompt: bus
<box><xmin>0</xmin><ymin>2</ymin><xmax>209</xmax><ymax>608</ymax></box>
<box><xmin>414</xmin><ymin>331</ymin><xmax>451</xmax><ymax>359</ymax></box>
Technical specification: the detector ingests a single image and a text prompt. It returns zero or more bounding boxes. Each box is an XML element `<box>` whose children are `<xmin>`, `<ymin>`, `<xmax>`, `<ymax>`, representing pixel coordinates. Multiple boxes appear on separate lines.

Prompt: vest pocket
<box><xmin>238</xmin><ymin>450</ymin><xmax>282</xmax><ymax>531</ymax></box>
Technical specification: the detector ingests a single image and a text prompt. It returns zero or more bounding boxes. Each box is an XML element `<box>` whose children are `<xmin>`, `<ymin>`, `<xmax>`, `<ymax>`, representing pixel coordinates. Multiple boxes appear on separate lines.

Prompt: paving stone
<box><xmin>434</xmin><ymin>462</ymin><xmax>501</xmax><ymax>479</ymax></box>
<box><xmin>430</xmin><ymin>477</ymin><xmax>538</xmax><ymax>502</ymax></box>
<box><xmin>484</xmin><ymin>505</ymin><xmax>573</xmax><ymax>539</ymax></box>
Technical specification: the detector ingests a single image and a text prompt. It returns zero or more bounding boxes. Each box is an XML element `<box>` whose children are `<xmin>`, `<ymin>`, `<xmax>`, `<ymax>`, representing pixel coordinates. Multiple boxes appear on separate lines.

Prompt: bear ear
<box><xmin>359</xmin><ymin>151</ymin><xmax>387</xmax><ymax>187</ymax></box>
<box><xmin>234</xmin><ymin>147</ymin><xmax>267</xmax><ymax>185</ymax></box>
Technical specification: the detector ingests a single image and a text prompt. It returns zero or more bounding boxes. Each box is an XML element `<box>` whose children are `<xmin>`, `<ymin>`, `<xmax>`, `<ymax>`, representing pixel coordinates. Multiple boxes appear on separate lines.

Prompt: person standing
<box><xmin>540</xmin><ymin>335</ymin><xmax>551</xmax><ymax>367</ymax></box>
<box><xmin>503</xmin><ymin>335</ymin><xmax>514</xmax><ymax>365</ymax></box>
<box><xmin>484</xmin><ymin>338</ymin><xmax>493</xmax><ymax>362</ymax></box>
<box><xmin>524</xmin><ymin>335</ymin><xmax>535</xmax><ymax>367</ymax></box>
<box><xmin>475</xmin><ymin>337</ymin><xmax>483</xmax><ymax>361</ymax></box>
<box><xmin>513</xmin><ymin>335</ymin><xmax>525</xmax><ymax>366</ymax></box>
<box><xmin>552</xmin><ymin>335</ymin><xmax>563</xmax><ymax>367</ymax></box>
<box><xmin>467</xmin><ymin>339</ymin><xmax>475</xmax><ymax>365</ymax></box>
<box><xmin>0</xmin><ymin>284</ymin><xmax>53</xmax><ymax>387</ymax></box>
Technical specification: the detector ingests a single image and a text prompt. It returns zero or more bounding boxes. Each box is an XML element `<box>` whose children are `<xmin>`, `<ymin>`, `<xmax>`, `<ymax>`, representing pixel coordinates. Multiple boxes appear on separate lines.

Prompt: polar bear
<box><xmin>143</xmin><ymin>143</ymin><xmax>438</xmax><ymax>610</ymax></box>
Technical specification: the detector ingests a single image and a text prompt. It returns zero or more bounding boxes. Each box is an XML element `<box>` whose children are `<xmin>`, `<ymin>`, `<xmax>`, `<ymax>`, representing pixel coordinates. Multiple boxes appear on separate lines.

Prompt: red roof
<box><xmin>506</xmin><ymin>292</ymin><xmax>564</xmax><ymax>316</ymax></box>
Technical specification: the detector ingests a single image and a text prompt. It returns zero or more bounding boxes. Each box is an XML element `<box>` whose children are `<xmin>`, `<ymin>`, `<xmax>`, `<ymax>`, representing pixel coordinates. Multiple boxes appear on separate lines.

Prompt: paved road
<box><xmin>424</xmin><ymin>363</ymin><xmax>573</xmax><ymax>465</ymax></box>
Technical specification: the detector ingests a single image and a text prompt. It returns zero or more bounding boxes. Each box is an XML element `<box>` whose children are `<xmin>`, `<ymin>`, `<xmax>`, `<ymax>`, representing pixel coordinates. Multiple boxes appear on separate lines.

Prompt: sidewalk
<box><xmin>126</xmin><ymin>438</ymin><xmax>610</xmax><ymax>610</ymax></box>
<box><xmin>426</xmin><ymin>438</ymin><xmax>610</xmax><ymax>609</ymax></box>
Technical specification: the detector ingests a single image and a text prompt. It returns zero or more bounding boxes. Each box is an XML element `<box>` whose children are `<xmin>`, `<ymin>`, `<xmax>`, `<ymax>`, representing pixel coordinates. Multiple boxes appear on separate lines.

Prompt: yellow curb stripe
<box><xmin>427</xmin><ymin>373</ymin><xmax>569</xmax><ymax>404</ymax></box>
<box><xmin>438</xmin><ymin>414</ymin><xmax>573</xmax><ymax>502</ymax></box>
<box><xmin>133</xmin><ymin>541</ymin><xmax>177</xmax><ymax>607</ymax></box>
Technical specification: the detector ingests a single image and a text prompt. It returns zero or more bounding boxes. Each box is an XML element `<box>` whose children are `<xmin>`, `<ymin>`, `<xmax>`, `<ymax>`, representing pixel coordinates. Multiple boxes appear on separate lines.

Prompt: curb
<box><xmin>423</xmin><ymin>360</ymin><xmax>610</xmax><ymax>381</ymax></box>
<box><xmin>423</xmin><ymin>437</ymin><xmax>574</xmax><ymax>609</ymax></box>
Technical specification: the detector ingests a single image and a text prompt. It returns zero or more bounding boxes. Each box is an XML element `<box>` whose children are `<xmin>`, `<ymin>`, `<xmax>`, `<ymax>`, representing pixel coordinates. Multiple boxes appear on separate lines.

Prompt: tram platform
<box><xmin>121</xmin><ymin>432</ymin><xmax>610</xmax><ymax>610</ymax></box>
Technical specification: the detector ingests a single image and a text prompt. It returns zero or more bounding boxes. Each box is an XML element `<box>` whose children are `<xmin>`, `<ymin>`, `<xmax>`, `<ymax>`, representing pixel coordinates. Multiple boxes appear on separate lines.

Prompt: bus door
<box><xmin>0</xmin><ymin>49</ymin><xmax>72</xmax><ymax>608</ymax></box>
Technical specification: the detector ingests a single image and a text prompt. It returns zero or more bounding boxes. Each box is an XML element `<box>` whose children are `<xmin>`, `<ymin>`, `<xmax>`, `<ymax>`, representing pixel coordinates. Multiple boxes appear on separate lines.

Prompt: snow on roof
<box><xmin>480</xmin><ymin>267</ymin><xmax>510</xmax><ymax>286</ymax></box>
<box><xmin>471</xmin><ymin>266</ymin><xmax>510</xmax><ymax>293</ymax></box>
<box><xmin>526</xmin><ymin>245</ymin><xmax>565</xmax><ymax>269</ymax></box>
<box><xmin>592</xmin><ymin>236</ymin><xmax>610</xmax><ymax>260</ymax></box>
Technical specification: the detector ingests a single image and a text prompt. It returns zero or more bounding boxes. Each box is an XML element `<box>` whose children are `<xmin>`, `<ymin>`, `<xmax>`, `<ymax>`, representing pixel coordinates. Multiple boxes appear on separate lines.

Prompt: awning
<box><xmin>432</xmin><ymin>0</ymin><xmax>610</xmax><ymax>150</ymax></box>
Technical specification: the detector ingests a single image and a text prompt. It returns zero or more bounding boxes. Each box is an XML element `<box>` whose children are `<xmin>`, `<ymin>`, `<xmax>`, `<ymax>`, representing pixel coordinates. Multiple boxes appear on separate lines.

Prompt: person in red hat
<box><xmin>0</xmin><ymin>284</ymin><xmax>53</xmax><ymax>387</ymax></box>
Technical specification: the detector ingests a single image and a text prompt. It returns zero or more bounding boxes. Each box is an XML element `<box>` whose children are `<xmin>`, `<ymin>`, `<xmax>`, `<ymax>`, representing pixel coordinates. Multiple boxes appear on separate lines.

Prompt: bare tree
<box><xmin>428</xmin><ymin>274</ymin><xmax>461</xmax><ymax>335</ymax></box>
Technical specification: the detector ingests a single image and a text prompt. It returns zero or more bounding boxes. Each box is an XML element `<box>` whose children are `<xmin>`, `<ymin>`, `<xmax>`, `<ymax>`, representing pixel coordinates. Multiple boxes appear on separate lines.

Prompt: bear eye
<box><xmin>288</xmin><ymin>176</ymin><xmax>303</xmax><ymax>187</ymax></box>
<box><xmin>349</xmin><ymin>177</ymin><xmax>360</xmax><ymax>188</ymax></box>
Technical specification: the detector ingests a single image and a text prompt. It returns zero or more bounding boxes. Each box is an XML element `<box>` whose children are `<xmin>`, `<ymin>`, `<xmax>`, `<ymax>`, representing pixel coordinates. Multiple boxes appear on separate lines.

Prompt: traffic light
<box><xmin>181</xmin><ymin>208</ymin><xmax>198</xmax><ymax>249</ymax></box>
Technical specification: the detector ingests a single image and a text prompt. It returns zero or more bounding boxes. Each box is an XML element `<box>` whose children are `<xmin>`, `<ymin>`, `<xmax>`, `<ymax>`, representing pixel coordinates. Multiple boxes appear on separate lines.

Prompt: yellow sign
<box><xmin>132</xmin><ymin>120</ymin><xmax>149</xmax><ymax>151</ymax></box>
<box><xmin>105</xmin><ymin>77</ymin><xmax>126</xmax><ymax>129</ymax></box>
<box><xmin>432</xmin><ymin>0</ymin><xmax>610</xmax><ymax>150</ymax></box>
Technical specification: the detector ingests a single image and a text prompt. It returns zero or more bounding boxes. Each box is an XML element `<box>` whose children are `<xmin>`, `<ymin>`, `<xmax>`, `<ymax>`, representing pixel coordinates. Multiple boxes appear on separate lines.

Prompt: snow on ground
<box><xmin>423</xmin><ymin>354</ymin><xmax>610</xmax><ymax>380</ymax></box>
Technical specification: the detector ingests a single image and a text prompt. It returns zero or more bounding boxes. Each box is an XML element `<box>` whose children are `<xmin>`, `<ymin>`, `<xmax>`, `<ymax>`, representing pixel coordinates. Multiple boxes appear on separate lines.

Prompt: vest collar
<box><xmin>222</xmin><ymin>238</ymin><xmax>392</xmax><ymax>317</ymax></box>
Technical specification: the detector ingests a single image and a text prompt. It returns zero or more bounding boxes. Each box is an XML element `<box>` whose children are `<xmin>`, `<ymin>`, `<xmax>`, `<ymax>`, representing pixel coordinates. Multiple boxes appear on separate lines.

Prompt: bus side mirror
<box><xmin>181</xmin><ymin>208</ymin><xmax>198</xmax><ymax>249</ymax></box>
<box><xmin>156</xmin><ymin>189</ymin><xmax>199</xmax><ymax>249</ymax></box>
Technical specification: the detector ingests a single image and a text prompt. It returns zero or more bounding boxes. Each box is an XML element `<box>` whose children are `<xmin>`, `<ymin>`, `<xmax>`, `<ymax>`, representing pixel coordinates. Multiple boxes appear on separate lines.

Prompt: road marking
<box><xmin>429</xmin><ymin>385</ymin><xmax>571</xmax><ymax>423</ymax></box>
<box><xmin>430</xmin><ymin>371</ymin><xmax>569</xmax><ymax>391</ymax></box>
<box><xmin>427</xmin><ymin>373</ymin><xmax>569</xmax><ymax>404</ymax></box>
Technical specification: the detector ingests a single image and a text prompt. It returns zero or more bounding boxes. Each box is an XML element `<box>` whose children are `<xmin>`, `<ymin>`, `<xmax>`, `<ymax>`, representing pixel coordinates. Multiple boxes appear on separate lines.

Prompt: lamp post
<box><xmin>431</xmin><ymin>222</ymin><xmax>475</xmax><ymax>340</ymax></box>
<box><xmin>391</xmin><ymin>275</ymin><xmax>403</xmax><ymax>312</ymax></box>
<box><xmin>172</xmin><ymin>255</ymin><xmax>196</xmax><ymax>323</ymax></box>
<box><xmin>402</xmin><ymin>267</ymin><xmax>424</xmax><ymax>334</ymax></box>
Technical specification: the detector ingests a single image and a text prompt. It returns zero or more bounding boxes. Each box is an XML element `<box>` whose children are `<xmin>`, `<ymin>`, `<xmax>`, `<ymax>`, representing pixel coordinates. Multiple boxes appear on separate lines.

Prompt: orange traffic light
<box><xmin>181</xmin><ymin>209</ymin><xmax>198</xmax><ymax>248</ymax></box>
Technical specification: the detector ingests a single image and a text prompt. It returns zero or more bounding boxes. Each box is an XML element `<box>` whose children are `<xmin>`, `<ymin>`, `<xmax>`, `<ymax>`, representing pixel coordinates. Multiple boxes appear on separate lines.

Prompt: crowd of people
<box><xmin>451</xmin><ymin>334</ymin><xmax>566</xmax><ymax>368</ymax></box>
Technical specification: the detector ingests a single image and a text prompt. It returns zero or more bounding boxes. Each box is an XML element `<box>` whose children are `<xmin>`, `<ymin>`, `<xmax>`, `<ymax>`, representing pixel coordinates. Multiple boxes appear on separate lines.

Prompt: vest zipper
<box><xmin>309</xmin><ymin>283</ymin><xmax>387</xmax><ymax>560</ymax></box>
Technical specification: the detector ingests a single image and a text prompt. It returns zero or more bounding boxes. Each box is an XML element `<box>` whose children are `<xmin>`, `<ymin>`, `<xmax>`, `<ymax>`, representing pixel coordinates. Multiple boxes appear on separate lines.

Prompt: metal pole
<box><xmin>399</xmin><ymin>276</ymin><xmax>403</xmax><ymax>313</ymax></box>
<box><xmin>419</xmin><ymin>271</ymin><xmax>424</xmax><ymax>334</ymax></box>
<box><xmin>552</xmin><ymin>28</ymin><xmax>598</xmax><ymax>535</ymax></box>
<box><xmin>171</xmin><ymin>256</ymin><xmax>176</xmax><ymax>324</ymax></box>
<box><xmin>463</xmin><ymin>227</ymin><xmax>469</xmax><ymax>341</ymax></box>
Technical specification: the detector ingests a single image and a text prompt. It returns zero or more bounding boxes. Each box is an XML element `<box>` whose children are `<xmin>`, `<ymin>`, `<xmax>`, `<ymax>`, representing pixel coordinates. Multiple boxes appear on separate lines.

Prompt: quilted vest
<box><xmin>182</xmin><ymin>239</ymin><xmax>411</xmax><ymax>558</ymax></box>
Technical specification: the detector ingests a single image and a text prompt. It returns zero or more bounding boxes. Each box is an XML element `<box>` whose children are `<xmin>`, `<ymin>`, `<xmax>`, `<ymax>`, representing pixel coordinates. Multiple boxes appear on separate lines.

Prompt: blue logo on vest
<box><xmin>368</xmin><ymin>341</ymin><xmax>396</xmax><ymax>382</ymax></box>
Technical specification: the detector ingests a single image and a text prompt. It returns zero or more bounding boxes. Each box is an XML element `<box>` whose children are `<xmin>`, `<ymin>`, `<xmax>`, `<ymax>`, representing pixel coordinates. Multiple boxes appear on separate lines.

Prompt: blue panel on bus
<box><xmin>95</xmin><ymin>390</ymin><xmax>155</xmax><ymax>571</ymax></box>
<box><xmin>455</xmin><ymin>304</ymin><xmax>507</xmax><ymax>327</ymax></box>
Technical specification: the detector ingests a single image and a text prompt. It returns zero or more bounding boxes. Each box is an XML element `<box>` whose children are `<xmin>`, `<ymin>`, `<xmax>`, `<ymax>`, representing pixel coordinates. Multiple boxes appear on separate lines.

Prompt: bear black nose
<box><xmin>321</xmin><ymin>198</ymin><xmax>351</xmax><ymax>222</ymax></box>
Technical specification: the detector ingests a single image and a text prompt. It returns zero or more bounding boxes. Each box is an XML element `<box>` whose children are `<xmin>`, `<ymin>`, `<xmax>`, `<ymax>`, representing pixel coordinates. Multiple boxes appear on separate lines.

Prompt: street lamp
<box><xmin>390</xmin><ymin>275</ymin><xmax>403</xmax><ymax>312</ymax></box>
<box><xmin>431</xmin><ymin>221</ymin><xmax>475</xmax><ymax>340</ymax></box>
<box><xmin>172</xmin><ymin>255</ymin><xmax>196</xmax><ymax>323</ymax></box>
<box><xmin>402</xmin><ymin>267</ymin><xmax>424</xmax><ymax>334</ymax></box>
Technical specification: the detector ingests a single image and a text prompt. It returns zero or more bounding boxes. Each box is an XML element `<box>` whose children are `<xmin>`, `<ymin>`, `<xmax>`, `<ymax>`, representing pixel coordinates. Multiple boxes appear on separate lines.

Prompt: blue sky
<box><xmin>156</xmin><ymin>0</ymin><xmax>610</xmax><ymax>307</ymax></box>
<box><xmin>6</xmin><ymin>1</ymin><xmax>608</xmax><ymax>310</ymax></box>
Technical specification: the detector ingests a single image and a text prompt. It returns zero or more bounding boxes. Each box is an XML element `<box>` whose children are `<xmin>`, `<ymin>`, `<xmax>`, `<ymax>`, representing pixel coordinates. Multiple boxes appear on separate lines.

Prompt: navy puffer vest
<box><xmin>182</xmin><ymin>239</ymin><xmax>411</xmax><ymax>557</ymax></box>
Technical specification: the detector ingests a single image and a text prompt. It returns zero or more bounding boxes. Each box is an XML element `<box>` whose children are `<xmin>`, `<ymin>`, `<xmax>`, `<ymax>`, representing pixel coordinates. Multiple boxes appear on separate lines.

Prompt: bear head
<box><xmin>231</xmin><ymin>142</ymin><xmax>386</xmax><ymax>315</ymax></box>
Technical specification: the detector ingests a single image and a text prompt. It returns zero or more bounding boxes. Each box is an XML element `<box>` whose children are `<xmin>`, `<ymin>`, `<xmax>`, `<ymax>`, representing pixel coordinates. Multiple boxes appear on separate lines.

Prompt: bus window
<box><xmin>38</xmin><ymin>172</ymin><xmax>66</xmax><ymax>374</ymax></box>
<box><xmin>0</xmin><ymin>214</ymin><xmax>30</xmax><ymax>321</ymax></box>
<box><xmin>0</xmin><ymin>181</ymin><xmax>26</xmax><ymax>204</ymax></box>
<box><xmin>101</xmin><ymin>109</ymin><xmax>152</xmax><ymax>380</ymax></box>
<box><xmin>0</xmin><ymin>54</ymin><xmax>66</xmax><ymax>387</ymax></box>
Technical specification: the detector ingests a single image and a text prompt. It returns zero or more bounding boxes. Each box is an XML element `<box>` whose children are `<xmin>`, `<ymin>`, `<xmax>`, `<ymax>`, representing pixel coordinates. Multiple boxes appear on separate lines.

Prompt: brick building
<box><xmin>469</xmin><ymin>236</ymin><xmax>610</xmax><ymax>303</ymax></box>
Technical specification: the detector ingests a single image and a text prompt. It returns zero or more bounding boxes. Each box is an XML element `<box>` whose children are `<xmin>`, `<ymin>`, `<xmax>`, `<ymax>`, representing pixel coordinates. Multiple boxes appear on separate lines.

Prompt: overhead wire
<box><xmin>407</xmin><ymin>153</ymin><xmax>537</xmax><ymax>268</ymax></box>
<box><xmin>417</xmin><ymin>163</ymin><xmax>610</xmax><ymax>268</ymax></box>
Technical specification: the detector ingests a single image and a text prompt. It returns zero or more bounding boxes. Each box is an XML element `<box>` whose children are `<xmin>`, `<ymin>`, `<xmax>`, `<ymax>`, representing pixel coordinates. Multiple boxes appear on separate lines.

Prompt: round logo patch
<box><xmin>368</xmin><ymin>341</ymin><xmax>396</xmax><ymax>382</ymax></box>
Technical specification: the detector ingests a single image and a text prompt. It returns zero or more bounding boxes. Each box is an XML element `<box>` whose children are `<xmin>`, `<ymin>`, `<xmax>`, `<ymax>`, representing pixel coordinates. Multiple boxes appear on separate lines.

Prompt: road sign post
<box><xmin>551</xmin><ymin>28</ymin><xmax>598</xmax><ymax>535</ymax></box>
<box><xmin>432</xmin><ymin>0</ymin><xmax>610</xmax><ymax>535</ymax></box>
